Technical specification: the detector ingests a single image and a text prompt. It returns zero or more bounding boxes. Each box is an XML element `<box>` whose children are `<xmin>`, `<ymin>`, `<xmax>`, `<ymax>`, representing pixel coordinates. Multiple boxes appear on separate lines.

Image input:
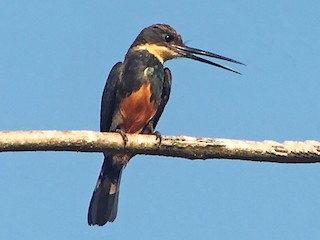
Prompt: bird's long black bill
<box><xmin>174</xmin><ymin>45</ymin><xmax>244</xmax><ymax>74</ymax></box>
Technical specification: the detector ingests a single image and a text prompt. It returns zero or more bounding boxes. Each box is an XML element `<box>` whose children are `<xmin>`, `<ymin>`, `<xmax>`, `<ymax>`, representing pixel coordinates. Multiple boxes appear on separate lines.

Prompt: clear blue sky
<box><xmin>1</xmin><ymin>1</ymin><xmax>320</xmax><ymax>239</ymax></box>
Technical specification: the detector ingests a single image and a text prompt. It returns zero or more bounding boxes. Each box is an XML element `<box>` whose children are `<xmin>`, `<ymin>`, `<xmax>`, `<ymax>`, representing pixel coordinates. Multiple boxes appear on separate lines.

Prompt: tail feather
<box><xmin>88</xmin><ymin>156</ymin><xmax>122</xmax><ymax>226</ymax></box>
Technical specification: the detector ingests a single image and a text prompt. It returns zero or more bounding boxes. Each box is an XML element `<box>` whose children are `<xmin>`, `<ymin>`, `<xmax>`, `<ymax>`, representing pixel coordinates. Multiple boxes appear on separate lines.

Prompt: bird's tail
<box><xmin>88</xmin><ymin>155</ymin><xmax>122</xmax><ymax>226</ymax></box>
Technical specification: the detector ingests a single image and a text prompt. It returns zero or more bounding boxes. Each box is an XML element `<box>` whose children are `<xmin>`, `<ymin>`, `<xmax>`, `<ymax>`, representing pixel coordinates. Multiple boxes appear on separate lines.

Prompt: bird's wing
<box><xmin>147</xmin><ymin>67</ymin><xmax>172</xmax><ymax>131</ymax></box>
<box><xmin>100</xmin><ymin>62</ymin><xmax>123</xmax><ymax>132</ymax></box>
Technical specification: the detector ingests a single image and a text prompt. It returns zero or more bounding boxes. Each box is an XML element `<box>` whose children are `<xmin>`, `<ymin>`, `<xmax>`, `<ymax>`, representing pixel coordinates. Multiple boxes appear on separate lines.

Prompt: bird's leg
<box><xmin>153</xmin><ymin>130</ymin><xmax>162</xmax><ymax>145</ymax></box>
<box><xmin>142</xmin><ymin>122</ymin><xmax>162</xmax><ymax>146</ymax></box>
<box><xmin>115</xmin><ymin>128</ymin><xmax>128</xmax><ymax>146</ymax></box>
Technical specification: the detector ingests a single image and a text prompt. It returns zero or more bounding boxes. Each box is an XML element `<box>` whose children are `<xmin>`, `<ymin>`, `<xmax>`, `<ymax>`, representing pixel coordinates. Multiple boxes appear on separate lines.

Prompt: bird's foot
<box><xmin>116</xmin><ymin>129</ymin><xmax>128</xmax><ymax>146</ymax></box>
<box><xmin>153</xmin><ymin>131</ymin><xmax>162</xmax><ymax>145</ymax></box>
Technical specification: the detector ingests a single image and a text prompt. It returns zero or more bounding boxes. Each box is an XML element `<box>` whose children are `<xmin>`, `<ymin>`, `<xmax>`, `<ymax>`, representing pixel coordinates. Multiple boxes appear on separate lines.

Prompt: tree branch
<box><xmin>0</xmin><ymin>130</ymin><xmax>320</xmax><ymax>163</ymax></box>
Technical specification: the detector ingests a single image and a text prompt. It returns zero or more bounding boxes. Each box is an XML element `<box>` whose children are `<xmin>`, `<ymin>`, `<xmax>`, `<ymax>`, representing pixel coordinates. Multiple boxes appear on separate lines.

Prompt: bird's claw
<box><xmin>116</xmin><ymin>129</ymin><xmax>128</xmax><ymax>146</ymax></box>
<box><xmin>153</xmin><ymin>131</ymin><xmax>162</xmax><ymax>145</ymax></box>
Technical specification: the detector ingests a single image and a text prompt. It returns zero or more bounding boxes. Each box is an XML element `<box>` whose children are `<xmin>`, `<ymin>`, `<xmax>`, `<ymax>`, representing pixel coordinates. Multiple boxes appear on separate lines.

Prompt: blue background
<box><xmin>1</xmin><ymin>1</ymin><xmax>320</xmax><ymax>239</ymax></box>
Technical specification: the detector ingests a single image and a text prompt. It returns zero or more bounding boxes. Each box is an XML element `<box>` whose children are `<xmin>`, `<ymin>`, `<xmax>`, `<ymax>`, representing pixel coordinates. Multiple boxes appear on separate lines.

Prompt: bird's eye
<box><xmin>164</xmin><ymin>34</ymin><xmax>174</xmax><ymax>42</ymax></box>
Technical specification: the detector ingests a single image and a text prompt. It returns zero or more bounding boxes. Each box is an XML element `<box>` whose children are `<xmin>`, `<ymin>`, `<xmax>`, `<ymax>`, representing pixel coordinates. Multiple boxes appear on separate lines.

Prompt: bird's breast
<box><xmin>119</xmin><ymin>83</ymin><xmax>157</xmax><ymax>133</ymax></box>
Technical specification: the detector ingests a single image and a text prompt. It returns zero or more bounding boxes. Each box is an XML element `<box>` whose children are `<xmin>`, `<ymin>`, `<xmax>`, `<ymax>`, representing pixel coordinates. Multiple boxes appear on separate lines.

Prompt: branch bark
<box><xmin>0</xmin><ymin>130</ymin><xmax>320</xmax><ymax>163</ymax></box>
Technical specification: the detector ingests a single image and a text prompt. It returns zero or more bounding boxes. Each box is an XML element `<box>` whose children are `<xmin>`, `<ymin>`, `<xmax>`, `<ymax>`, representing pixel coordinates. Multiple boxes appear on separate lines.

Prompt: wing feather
<box><xmin>100</xmin><ymin>62</ymin><xmax>123</xmax><ymax>132</ymax></box>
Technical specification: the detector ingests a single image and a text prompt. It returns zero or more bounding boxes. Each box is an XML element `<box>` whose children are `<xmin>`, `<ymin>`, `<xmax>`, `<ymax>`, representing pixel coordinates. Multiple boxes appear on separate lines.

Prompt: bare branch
<box><xmin>0</xmin><ymin>130</ymin><xmax>320</xmax><ymax>163</ymax></box>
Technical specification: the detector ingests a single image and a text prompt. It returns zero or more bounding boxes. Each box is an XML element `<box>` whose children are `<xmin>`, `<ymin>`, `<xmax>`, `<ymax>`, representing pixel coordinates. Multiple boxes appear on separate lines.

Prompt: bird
<box><xmin>87</xmin><ymin>23</ymin><xmax>243</xmax><ymax>226</ymax></box>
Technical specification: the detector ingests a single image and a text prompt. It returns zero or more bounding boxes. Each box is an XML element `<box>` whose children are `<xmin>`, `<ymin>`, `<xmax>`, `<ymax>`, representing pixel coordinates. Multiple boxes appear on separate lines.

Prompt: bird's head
<box><xmin>130</xmin><ymin>24</ymin><xmax>244</xmax><ymax>74</ymax></box>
